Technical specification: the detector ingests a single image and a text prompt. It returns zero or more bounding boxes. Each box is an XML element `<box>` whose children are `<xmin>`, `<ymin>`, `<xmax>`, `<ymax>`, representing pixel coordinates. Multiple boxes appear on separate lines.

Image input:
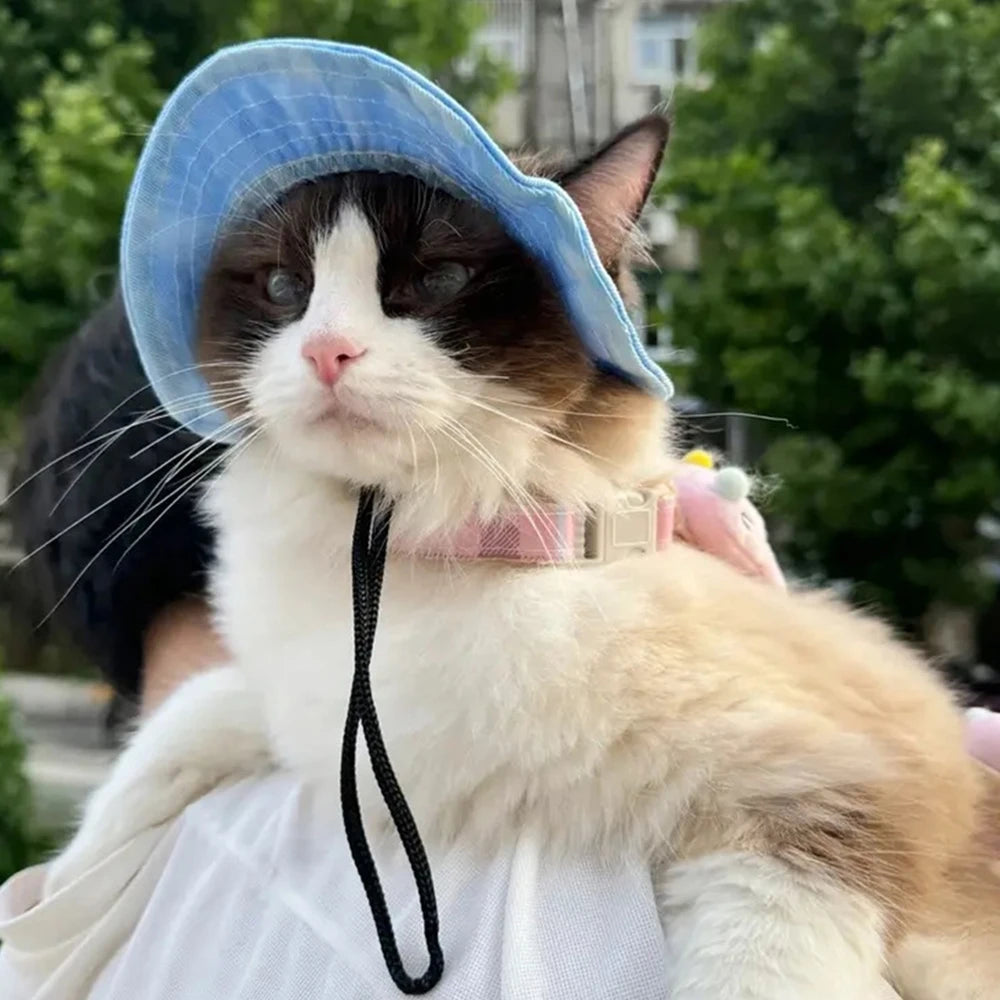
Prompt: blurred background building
<box><xmin>479</xmin><ymin>0</ymin><xmax>706</xmax><ymax>265</ymax></box>
<box><xmin>474</xmin><ymin>0</ymin><xmax>725</xmax><ymax>454</ymax></box>
<box><xmin>480</xmin><ymin>0</ymin><xmax>708</xmax><ymax>152</ymax></box>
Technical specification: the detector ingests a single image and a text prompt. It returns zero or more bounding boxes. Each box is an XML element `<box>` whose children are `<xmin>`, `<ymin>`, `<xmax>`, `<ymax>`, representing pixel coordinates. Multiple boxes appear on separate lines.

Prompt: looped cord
<box><xmin>341</xmin><ymin>487</ymin><xmax>445</xmax><ymax>994</ymax></box>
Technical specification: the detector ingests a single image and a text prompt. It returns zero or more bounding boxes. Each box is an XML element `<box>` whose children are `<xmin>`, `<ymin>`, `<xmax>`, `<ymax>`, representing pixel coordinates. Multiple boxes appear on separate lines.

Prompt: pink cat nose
<box><xmin>301</xmin><ymin>335</ymin><xmax>366</xmax><ymax>386</ymax></box>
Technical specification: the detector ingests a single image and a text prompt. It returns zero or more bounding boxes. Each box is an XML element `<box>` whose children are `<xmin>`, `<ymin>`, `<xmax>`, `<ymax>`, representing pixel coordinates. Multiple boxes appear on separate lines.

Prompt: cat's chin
<box><xmin>307</xmin><ymin>402</ymin><xmax>386</xmax><ymax>434</ymax></box>
<box><xmin>258</xmin><ymin>391</ymin><xmax>407</xmax><ymax>474</ymax></box>
<box><xmin>253</xmin><ymin>414</ymin><xmax>423</xmax><ymax>498</ymax></box>
<box><xmin>292</xmin><ymin>379</ymin><xmax>396</xmax><ymax>430</ymax></box>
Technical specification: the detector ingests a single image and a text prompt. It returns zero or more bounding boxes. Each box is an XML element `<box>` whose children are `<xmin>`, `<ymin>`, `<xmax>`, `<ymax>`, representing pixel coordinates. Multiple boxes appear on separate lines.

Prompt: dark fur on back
<box><xmin>8</xmin><ymin>289</ymin><xmax>220</xmax><ymax>697</ymax></box>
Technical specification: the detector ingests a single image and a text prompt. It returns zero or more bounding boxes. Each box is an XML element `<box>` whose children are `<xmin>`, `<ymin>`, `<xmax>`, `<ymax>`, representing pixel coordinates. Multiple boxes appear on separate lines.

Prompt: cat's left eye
<box><xmin>416</xmin><ymin>262</ymin><xmax>474</xmax><ymax>302</ymax></box>
<box><xmin>264</xmin><ymin>268</ymin><xmax>308</xmax><ymax>309</ymax></box>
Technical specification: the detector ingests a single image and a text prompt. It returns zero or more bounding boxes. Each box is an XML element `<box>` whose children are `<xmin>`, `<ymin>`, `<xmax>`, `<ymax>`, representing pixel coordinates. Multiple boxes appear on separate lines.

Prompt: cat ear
<box><xmin>557</xmin><ymin>115</ymin><xmax>670</xmax><ymax>265</ymax></box>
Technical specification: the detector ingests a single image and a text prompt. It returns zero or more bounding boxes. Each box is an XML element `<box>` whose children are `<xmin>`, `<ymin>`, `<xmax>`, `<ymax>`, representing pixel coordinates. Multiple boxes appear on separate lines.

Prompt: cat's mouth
<box><xmin>308</xmin><ymin>392</ymin><xmax>390</xmax><ymax>433</ymax></box>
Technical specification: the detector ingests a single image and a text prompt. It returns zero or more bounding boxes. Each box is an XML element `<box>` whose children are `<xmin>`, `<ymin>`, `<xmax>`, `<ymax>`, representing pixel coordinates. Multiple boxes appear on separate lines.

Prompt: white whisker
<box><xmin>37</xmin><ymin>433</ymin><xmax>248</xmax><ymax>628</ymax></box>
<box><xmin>453</xmin><ymin>393</ymin><xmax>604</xmax><ymax>463</ymax></box>
<box><xmin>12</xmin><ymin>413</ymin><xmax>248</xmax><ymax>571</ymax></box>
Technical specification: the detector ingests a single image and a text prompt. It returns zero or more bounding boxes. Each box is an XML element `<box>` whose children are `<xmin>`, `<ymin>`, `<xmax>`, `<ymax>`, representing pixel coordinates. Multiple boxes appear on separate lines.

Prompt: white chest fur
<box><xmin>205</xmin><ymin>446</ymin><xmax>675</xmax><ymax>855</ymax></box>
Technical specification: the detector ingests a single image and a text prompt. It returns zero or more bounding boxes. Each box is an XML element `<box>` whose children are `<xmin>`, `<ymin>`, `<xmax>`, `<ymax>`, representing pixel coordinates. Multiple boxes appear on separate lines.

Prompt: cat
<box><xmin>42</xmin><ymin>116</ymin><xmax>1000</xmax><ymax>999</ymax></box>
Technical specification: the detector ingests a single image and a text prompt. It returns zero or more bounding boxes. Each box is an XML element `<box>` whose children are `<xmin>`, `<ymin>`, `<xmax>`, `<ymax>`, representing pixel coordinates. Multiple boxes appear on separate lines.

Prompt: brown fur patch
<box><xmin>595</xmin><ymin>543</ymin><xmax>985</xmax><ymax>968</ymax></box>
<box><xmin>892</xmin><ymin>766</ymin><xmax>1000</xmax><ymax>995</ymax></box>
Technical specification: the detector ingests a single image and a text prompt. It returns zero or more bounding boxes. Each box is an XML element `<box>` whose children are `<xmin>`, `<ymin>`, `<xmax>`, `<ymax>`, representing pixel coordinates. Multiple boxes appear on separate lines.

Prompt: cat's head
<box><xmin>197</xmin><ymin>116</ymin><xmax>671</xmax><ymax>526</ymax></box>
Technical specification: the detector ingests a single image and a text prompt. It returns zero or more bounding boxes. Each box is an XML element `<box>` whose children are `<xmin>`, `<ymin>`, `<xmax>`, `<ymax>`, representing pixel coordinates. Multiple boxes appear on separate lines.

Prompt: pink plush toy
<box><xmin>965</xmin><ymin>707</ymin><xmax>1000</xmax><ymax>770</ymax></box>
<box><xmin>672</xmin><ymin>449</ymin><xmax>785</xmax><ymax>589</ymax></box>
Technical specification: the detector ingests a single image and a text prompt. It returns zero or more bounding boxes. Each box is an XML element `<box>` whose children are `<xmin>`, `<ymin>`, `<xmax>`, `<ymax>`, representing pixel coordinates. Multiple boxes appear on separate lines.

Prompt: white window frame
<box><xmin>632</xmin><ymin>11</ymin><xmax>699</xmax><ymax>85</ymax></box>
<box><xmin>476</xmin><ymin>0</ymin><xmax>532</xmax><ymax>73</ymax></box>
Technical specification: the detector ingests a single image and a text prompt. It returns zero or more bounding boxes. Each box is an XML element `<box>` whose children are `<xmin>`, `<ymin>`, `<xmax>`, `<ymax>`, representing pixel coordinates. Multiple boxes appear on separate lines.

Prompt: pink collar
<box><xmin>397</xmin><ymin>488</ymin><xmax>676</xmax><ymax>565</ymax></box>
<box><xmin>392</xmin><ymin>457</ymin><xmax>786</xmax><ymax>587</ymax></box>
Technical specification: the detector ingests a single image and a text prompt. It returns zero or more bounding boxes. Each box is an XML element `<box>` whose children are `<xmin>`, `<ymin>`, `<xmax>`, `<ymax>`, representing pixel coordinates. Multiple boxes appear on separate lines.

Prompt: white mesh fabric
<box><xmin>0</xmin><ymin>773</ymin><xmax>670</xmax><ymax>999</ymax></box>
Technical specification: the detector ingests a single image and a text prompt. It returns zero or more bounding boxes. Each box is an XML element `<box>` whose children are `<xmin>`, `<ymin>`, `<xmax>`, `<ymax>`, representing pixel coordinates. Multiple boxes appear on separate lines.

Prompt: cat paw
<box><xmin>43</xmin><ymin>666</ymin><xmax>269</xmax><ymax>897</ymax></box>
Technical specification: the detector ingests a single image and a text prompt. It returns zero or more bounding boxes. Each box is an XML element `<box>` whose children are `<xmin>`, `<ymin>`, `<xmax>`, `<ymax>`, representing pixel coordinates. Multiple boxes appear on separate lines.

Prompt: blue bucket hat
<box><xmin>121</xmin><ymin>38</ymin><xmax>674</xmax><ymax>441</ymax></box>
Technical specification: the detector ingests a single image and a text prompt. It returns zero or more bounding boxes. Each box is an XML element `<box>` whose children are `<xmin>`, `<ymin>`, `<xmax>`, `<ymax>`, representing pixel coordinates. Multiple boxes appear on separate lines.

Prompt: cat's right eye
<box><xmin>416</xmin><ymin>262</ymin><xmax>473</xmax><ymax>302</ymax></box>
<box><xmin>264</xmin><ymin>268</ymin><xmax>308</xmax><ymax>309</ymax></box>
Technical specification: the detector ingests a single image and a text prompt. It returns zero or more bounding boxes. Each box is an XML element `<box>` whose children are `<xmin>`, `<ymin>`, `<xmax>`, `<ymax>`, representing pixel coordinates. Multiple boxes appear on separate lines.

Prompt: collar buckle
<box><xmin>584</xmin><ymin>486</ymin><xmax>676</xmax><ymax>564</ymax></box>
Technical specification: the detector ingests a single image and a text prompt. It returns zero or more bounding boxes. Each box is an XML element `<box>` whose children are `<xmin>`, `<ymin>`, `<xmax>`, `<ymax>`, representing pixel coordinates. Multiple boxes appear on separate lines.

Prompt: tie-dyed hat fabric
<box><xmin>120</xmin><ymin>39</ymin><xmax>674</xmax><ymax>441</ymax></box>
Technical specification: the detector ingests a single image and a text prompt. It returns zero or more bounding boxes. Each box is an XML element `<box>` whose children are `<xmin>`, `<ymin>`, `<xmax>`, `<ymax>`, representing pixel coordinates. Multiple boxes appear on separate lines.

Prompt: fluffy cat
<box><xmin>44</xmin><ymin>116</ymin><xmax>1000</xmax><ymax>998</ymax></box>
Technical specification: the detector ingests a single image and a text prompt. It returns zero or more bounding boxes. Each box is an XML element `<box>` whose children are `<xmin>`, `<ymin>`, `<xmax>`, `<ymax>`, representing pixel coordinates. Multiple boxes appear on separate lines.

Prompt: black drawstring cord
<box><xmin>341</xmin><ymin>487</ymin><xmax>445</xmax><ymax>994</ymax></box>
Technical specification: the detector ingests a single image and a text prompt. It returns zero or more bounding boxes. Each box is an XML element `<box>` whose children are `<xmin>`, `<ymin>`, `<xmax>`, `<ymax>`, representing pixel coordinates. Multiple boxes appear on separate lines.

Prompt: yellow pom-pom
<box><xmin>683</xmin><ymin>449</ymin><xmax>715</xmax><ymax>469</ymax></box>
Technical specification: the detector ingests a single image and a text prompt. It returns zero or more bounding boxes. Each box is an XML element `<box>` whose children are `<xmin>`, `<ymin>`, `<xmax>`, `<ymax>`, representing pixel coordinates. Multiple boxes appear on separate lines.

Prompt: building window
<box><xmin>476</xmin><ymin>0</ymin><xmax>532</xmax><ymax>73</ymax></box>
<box><xmin>673</xmin><ymin>36</ymin><xmax>690</xmax><ymax>77</ymax></box>
<box><xmin>639</xmin><ymin>37</ymin><xmax>660</xmax><ymax>73</ymax></box>
<box><xmin>633</xmin><ymin>12</ymin><xmax>699</xmax><ymax>85</ymax></box>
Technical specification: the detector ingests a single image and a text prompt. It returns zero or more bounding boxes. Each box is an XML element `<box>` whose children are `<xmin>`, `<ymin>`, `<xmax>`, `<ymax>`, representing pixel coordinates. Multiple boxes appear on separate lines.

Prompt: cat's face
<box><xmin>198</xmin><ymin>117</ymin><xmax>670</xmax><ymax>514</ymax></box>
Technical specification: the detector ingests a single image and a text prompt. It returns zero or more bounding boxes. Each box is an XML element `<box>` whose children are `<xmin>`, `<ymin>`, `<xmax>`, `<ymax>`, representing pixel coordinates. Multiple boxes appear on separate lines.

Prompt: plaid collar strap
<box><xmin>395</xmin><ymin>487</ymin><xmax>676</xmax><ymax>565</ymax></box>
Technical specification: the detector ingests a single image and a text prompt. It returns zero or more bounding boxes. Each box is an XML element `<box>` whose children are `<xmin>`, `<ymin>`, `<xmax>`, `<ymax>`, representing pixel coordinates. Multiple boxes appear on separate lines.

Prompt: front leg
<box><xmin>44</xmin><ymin>665</ymin><xmax>269</xmax><ymax>896</ymax></box>
<box><xmin>658</xmin><ymin>852</ymin><xmax>889</xmax><ymax>999</ymax></box>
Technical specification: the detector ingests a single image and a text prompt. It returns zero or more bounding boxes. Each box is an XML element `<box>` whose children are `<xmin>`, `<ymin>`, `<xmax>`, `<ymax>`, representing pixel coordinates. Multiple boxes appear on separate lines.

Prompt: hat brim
<box><xmin>121</xmin><ymin>39</ymin><xmax>673</xmax><ymax>441</ymax></box>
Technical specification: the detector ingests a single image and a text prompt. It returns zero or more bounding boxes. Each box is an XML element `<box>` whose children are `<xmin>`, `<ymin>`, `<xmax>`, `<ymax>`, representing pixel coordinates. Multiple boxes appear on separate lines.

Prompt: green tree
<box><xmin>0</xmin><ymin>693</ymin><xmax>38</xmax><ymax>882</ymax></box>
<box><xmin>0</xmin><ymin>25</ymin><xmax>163</xmax><ymax>406</ymax></box>
<box><xmin>664</xmin><ymin>0</ymin><xmax>1000</xmax><ymax>631</ymax></box>
<box><xmin>0</xmin><ymin>0</ymin><xmax>510</xmax><ymax>415</ymax></box>
<box><xmin>236</xmin><ymin>0</ymin><xmax>511</xmax><ymax>119</ymax></box>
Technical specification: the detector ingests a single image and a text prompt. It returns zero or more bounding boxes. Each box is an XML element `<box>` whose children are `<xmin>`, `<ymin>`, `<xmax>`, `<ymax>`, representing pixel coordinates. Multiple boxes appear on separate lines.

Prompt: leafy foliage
<box><xmin>0</xmin><ymin>692</ymin><xmax>39</xmax><ymax>883</ymax></box>
<box><xmin>0</xmin><ymin>26</ymin><xmax>163</xmax><ymax>405</ymax></box>
<box><xmin>664</xmin><ymin>0</ymin><xmax>1000</xmax><ymax>628</ymax></box>
<box><xmin>236</xmin><ymin>0</ymin><xmax>511</xmax><ymax>118</ymax></box>
<box><xmin>0</xmin><ymin>0</ymin><xmax>509</xmax><ymax>414</ymax></box>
